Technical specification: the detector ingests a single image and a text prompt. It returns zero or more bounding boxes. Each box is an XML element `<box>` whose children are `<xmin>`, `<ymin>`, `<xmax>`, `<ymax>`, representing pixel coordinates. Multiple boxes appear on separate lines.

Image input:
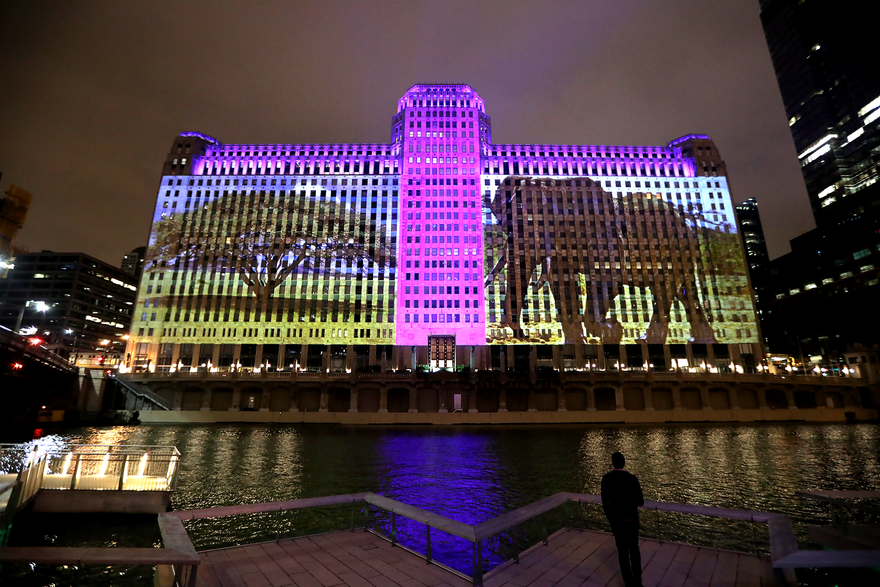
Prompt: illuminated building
<box><xmin>0</xmin><ymin>252</ymin><xmax>137</xmax><ymax>366</ymax></box>
<box><xmin>758</xmin><ymin>1</ymin><xmax>880</xmax><ymax>357</ymax></box>
<box><xmin>126</xmin><ymin>84</ymin><xmax>761</xmax><ymax>374</ymax></box>
<box><xmin>760</xmin><ymin>0</ymin><xmax>879</xmax><ymax>224</ymax></box>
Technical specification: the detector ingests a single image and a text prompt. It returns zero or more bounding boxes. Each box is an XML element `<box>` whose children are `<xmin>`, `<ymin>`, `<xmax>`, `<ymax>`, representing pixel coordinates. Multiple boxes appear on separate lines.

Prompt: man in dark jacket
<box><xmin>601</xmin><ymin>451</ymin><xmax>644</xmax><ymax>587</ymax></box>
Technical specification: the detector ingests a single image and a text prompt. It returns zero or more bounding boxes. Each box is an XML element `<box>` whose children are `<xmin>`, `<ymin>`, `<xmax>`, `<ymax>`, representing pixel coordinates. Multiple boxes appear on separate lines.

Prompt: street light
<box><xmin>15</xmin><ymin>299</ymin><xmax>50</xmax><ymax>333</ymax></box>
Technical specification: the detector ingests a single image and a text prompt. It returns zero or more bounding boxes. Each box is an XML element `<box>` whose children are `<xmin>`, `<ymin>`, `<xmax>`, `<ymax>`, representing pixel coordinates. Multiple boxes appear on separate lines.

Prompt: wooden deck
<box><xmin>195</xmin><ymin>528</ymin><xmax>775</xmax><ymax>587</ymax></box>
<box><xmin>485</xmin><ymin>528</ymin><xmax>775</xmax><ymax>587</ymax></box>
<box><xmin>196</xmin><ymin>529</ymin><xmax>470</xmax><ymax>587</ymax></box>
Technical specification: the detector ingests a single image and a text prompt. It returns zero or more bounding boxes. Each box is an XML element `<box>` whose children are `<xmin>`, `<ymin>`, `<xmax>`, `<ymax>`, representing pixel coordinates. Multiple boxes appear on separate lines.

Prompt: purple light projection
<box><xmin>396</xmin><ymin>84</ymin><xmax>487</xmax><ymax>346</ymax></box>
<box><xmin>159</xmin><ymin>84</ymin><xmax>741</xmax><ymax>351</ymax></box>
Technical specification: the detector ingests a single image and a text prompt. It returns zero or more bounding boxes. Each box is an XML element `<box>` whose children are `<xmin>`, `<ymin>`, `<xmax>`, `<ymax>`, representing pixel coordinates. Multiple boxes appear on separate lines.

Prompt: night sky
<box><xmin>0</xmin><ymin>0</ymin><xmax>812</xmax><ymax>265</ymax></box>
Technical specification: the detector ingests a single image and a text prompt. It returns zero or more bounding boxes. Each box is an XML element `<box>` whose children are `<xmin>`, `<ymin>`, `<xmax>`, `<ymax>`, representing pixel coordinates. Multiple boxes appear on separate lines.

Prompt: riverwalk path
<box><xmin>194</xmin><ymin>527</ymin><xmax>774</xmax><ymax>587</ymax></box>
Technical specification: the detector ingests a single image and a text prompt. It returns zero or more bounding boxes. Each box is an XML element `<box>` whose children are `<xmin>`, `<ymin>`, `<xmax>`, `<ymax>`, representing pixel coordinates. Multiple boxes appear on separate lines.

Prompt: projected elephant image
<box><xmin>483</xmin><ymin>176</ymin><xmax>722</xmax><ymax>345</ymax></box>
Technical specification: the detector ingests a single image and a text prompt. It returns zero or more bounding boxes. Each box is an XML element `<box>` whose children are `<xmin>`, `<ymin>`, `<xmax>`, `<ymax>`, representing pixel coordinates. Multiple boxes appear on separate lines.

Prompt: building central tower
<box><xmin>395</xmin><ymin>84</ymin><xmax>488</xmax><ymax>346</ymax></box>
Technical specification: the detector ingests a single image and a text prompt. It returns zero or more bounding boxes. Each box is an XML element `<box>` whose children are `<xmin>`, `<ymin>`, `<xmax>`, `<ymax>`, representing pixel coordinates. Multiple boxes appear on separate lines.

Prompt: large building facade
<box><xmin>126</xmin><ymin>84</ymin><xmax>760</xmax><ymax>374</ymax></box>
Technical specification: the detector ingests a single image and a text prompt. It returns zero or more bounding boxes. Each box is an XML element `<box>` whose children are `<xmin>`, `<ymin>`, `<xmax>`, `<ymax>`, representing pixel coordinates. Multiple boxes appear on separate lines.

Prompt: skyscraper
<box><xmin>0</xmin><ymin>251</ymin><xmax>137</xmax><ymax>365</ymax></box>
<box><xmin>734</xmin><ymin>198</ymin><xmax>770</xmax><ymax>304</ymax></box>
<box><xmin>760</xmin><ymin>0</ymin><xmax>880</xmax><ymax>224</ymax></box>
<box><xmin>126</xmin><ymin>84</ymin><xmax>760</xmax><ymax>374</ymax></box>
<box><xmin>758</xmin><ymin>1</ymin><xmax>880</xmax><ymax>356</ymax></box>
<box><xmin>121</xmin><ymin>245</ymin><xmax>146</xmax><ymax>281</ymax></box>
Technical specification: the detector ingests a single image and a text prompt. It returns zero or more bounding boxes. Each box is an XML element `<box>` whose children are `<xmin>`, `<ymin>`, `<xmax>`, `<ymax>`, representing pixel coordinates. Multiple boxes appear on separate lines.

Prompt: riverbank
<box><xmin>139</xmin><ymin>405</ymin><xmax>878</xmax><ymax>424</ymax></box>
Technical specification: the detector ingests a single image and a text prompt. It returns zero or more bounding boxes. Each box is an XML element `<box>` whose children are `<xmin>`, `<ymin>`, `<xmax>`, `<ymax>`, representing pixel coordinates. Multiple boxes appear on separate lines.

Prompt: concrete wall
<box><xmin>33</xmin><ymin>489</ymin><xmax>172</xmax><ymax>514</ymax></box>
<box><xmin>130</xmin><ymin>370</ymin><xmax>876</xmax><ymax>424</ymax></box>
<box><xmin>140</xmin><ymin>406</ymin><xmax>877</xmax><ymax>425</ymax></box>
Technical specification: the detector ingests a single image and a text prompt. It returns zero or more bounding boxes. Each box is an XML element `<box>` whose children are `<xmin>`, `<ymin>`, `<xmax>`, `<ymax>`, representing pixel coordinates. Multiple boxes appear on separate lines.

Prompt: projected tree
<box><xmin>145</xmin><ymin>190</ymin><xmax>391</xmax><ymax>319</ymax></box>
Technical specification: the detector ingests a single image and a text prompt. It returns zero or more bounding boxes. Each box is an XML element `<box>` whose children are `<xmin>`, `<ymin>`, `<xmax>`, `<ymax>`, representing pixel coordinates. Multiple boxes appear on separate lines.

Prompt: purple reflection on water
<box><xmin>371</xmin><ymin>431</ymin><xmax>511</xmax><ymax>573</ymax></box>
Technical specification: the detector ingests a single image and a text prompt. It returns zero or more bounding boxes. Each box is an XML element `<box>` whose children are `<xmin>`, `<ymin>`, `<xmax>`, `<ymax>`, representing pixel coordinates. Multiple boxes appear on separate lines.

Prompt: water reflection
<box><xmin>370</xmin><ymin>430</ymin><xmax>506</xmax><ymax>571</ymax></box>
<box><xmin>13</xmin><ymin>423</ymin><xmax>880</xmax><ymax>577</ymax></box>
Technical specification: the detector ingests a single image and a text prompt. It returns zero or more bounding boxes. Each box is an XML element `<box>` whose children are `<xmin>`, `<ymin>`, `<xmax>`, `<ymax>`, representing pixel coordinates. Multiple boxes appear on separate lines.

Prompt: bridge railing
<box><xmin>0</xmin><ymin>324</ymin><xmax>76</xmax><ymax>372</ymax></box>
<box><xmin>0</xmin><ymin>513</ymin><xmax>200</xmax><ymax>587</ymax></box>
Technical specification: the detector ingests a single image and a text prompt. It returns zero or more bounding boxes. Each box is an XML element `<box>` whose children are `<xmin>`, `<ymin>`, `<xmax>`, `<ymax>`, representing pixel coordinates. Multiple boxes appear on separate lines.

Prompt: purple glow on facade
<box><xmin>154</xmin><ymin>84</ymin><xmax>740</xmax><ymax>350</ymax></box>
<box><xmin>396</xmin><ymin>84</ymin><xmax>486</xmax><ymax>346</ymax></box>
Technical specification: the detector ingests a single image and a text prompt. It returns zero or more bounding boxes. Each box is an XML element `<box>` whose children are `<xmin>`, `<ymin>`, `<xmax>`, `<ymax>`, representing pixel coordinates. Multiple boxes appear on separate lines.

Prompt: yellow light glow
<box><xmin>137</xmin><ymin>452</ymin><xmax>149</xmax><ymax>476</ymax></box>
<box><xmin>99</xmin><ymin>453</ymin><xmax>110</xmax><ymax>476</ymax></box>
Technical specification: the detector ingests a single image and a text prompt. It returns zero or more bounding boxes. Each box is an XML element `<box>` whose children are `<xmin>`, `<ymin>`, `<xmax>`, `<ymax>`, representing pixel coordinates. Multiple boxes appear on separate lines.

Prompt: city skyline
<box><xmin>0</xmin><ymin>1</ymin><xmax>812</xmax><ymax>266</ymax></box>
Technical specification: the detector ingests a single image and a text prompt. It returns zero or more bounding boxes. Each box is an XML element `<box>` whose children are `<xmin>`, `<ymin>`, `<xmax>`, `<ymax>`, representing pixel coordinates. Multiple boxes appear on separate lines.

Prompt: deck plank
<box><xmin>197</xmin><ymin>528</ymin><xmax>770</xmax><ymax>587</ymax></box>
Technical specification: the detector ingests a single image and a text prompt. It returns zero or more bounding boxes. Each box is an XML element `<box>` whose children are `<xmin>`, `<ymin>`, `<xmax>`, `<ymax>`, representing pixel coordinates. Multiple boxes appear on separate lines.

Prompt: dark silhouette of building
<box><xmin>121</xmin><ymin>245</ymin><xmax>146</xmax><ymax>281</ymax></box>
<box><xmin>759</xmin><ymin>0</ymin><xmax>880</xmax><ymax>357</ymax></box>
<box><xmin>0</xmin><ymin>183</ymin><xmax>32</xmax><ymax>266</ymax></box>
<box><xmin>760</xmin><ymin>210</ymin><xmax>880</xmax><ymax>357</ymax></box>
<box><xmin>735</xmin><ymin>198</ymin><xmax>770</xmax><ymax>303</ymax></box>
<box><xmin>760</xmin><ymin>0</ymin><xmax>880</xmax><ymax>225</ymax></box>
<box><xmin>0</xmin><ymin>251</ymin><xmax>138</xmax><ymax>366</ymax></box>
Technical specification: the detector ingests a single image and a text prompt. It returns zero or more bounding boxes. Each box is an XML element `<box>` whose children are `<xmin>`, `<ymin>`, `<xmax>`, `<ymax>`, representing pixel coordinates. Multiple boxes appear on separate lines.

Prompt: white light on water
<box><xmin>137</xmin><ymin>453</ymin><xmax>149</xmax><ymax>476</ymax></box>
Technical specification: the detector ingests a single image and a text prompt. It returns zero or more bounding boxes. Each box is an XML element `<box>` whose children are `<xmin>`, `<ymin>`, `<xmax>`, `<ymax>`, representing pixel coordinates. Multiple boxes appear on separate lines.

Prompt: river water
<box><xmin>7</xmin><ymin>422</ymin><xmax>880</xmax><ymax>585</ymax></box>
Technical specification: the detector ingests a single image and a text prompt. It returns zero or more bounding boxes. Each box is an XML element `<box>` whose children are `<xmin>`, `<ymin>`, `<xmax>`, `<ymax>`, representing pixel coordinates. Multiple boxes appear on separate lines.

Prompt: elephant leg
<box><xmin>676</xmin><ymin>284</ymin><xmax>718</xmax><ymax>344</ymax></box>
<box><xmin>646</xmin><ymin>292</ymin><xmax>672</xmax><ymax>344</ymax></box>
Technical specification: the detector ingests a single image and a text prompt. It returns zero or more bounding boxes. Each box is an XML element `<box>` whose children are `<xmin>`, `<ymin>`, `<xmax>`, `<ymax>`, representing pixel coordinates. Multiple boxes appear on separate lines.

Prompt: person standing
<box><xmin>601</xmin><ymin>451</ymin><xmax>644</xmax><ymax>587</ymax></box>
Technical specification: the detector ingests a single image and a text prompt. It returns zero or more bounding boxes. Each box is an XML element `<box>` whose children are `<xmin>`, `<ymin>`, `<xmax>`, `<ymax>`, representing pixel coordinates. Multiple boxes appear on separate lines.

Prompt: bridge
<box><xmin>0</xmin><ymin>324</ymin><xmax>76</xmax><ymax>374</ymax></box>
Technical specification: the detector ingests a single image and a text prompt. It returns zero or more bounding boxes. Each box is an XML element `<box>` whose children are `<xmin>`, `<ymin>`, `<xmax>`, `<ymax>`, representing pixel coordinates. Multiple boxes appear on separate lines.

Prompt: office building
<box><xmin>0</xmin><ymin>251</ymin><xmax>138</xmax><ymax>366</ymax></box>
<box><xmin>126</xmin><ymin>84</ymin><xmax>760</xmax><ymax>374</ymax></box>
<box><xmin>735</xmin><ymin>198</ymin><xmax>770</xmax><ymax>305</ymax></box>
<box><xmin>121</xmin><ymin>245</ymin><xmax>146</xmax><ymax>280</ymax></box>
<box><xmin>759</xmin><ymin>0</ymin><xmax>880</xmax><ymax>356</ymax></box>
<box><xmin>760</xmin><ymin>0</ymin><xmax>880</xmax><ymax>224</ymax></box>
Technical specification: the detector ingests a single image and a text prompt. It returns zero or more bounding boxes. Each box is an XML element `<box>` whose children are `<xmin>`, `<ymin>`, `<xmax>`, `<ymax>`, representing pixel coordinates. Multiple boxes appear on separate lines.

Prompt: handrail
<box><xmin>365</xmin><ymin>494</ymin><xmax>476</xmax><ymax>542</ymax></box>
<box><xmin>0</xmin><ymin>513</ymin><xmax>200</xmax><ymax>585</ymax></box>
<box><xmin>474</xmin><ymin>493</ymin><xmax>572</xmax><ymax>541</ymax></box>
<box><xmin>1</xmin><ymin>443</ymin><xmax>181</xmax><ymax>456</ymax></box>
<box><xmin>0</xmin><ymin>546</ymin><xmax>198</xmax><ymax>565</ymax></box>
<box><xmin>170</xmin><ymin>492</ymin><xmax>370</xmax><ymax>521</ymax></box>
<box><xmin>796</xmin><ymin>490</ymin><xmax>880</xmax><ymax>514</ymax></box>
<box><xmin>112</xmin><ymin>374</ymin><xmax>172</xmax><ymax>410</ymax></box>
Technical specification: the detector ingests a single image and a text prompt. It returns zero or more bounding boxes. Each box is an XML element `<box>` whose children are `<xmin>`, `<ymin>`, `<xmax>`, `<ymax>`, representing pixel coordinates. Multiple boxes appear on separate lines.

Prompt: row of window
<box><xmin>404</xmin><ymin>314</ymin><xmax>480</xmax><ymax>324</ymax></box>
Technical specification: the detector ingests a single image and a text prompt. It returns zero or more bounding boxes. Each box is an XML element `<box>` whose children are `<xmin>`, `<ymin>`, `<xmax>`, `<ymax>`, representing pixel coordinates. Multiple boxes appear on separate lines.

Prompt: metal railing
<box><xmin>0</xmin><ymin>444</ymin><xmax>181</xmax><ymax>493</ymax></box>
<box><xmin>166</xmin><ymin>492</ymin><xmax>815</xmax><ymax>587</ymax></box>
<box><xmin>0</xmin><ymin>324</ymin><xmax>76</xmax><ymax>372</ymax></box>
<box><xmin>112</xmin><ymin>374</ymin><xmax>173</xmax><ymax>410</ymax></box>
<box><xmin>0</xmin><ymin>513</ymin><xmax>199</xmax><ymax>587</ymax></box>
<box><xmin>0</xmin><ymin>444</ymin><xmax>192</xmax><ymax>585</ymax></box>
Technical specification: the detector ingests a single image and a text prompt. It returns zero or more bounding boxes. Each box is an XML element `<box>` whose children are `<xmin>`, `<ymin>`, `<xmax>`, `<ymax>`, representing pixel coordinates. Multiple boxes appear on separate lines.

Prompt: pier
<box><xmin>0</xmin><ymin>443</ymin><xmax>180</xmax><ymax>522</ymax></box>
